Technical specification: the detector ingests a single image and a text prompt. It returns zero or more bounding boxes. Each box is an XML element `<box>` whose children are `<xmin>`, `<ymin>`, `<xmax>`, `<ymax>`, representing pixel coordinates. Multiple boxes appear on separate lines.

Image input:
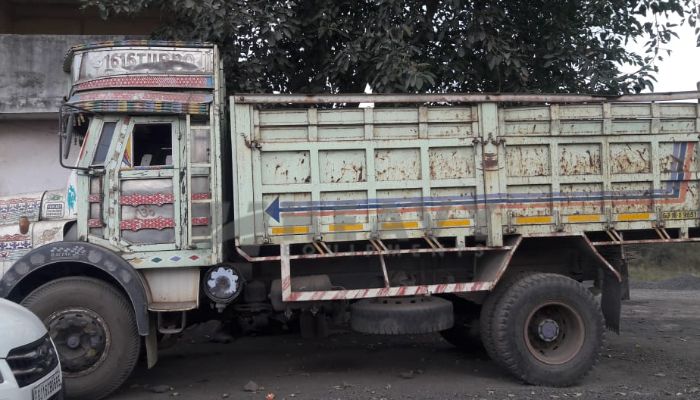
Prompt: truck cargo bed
<box><xmin>231</xmin><ymin>97</ymin><xmax>700</xmax><ymax>247</ymax></box>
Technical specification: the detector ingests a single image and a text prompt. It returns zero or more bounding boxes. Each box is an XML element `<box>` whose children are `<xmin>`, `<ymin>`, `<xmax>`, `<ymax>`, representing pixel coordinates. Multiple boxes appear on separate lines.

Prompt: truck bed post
<box><xmin>280</xmin><ymin>243</ymin><xmax>292</xmax><ymax>302</ymax></box>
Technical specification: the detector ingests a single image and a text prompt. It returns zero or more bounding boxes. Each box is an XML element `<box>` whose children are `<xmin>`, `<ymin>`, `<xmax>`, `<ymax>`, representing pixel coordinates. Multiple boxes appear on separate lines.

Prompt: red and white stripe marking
<box><xmin>282</xmin><ymin>281</ymin><xmax>493</xmax><ymax>302</ymax></box>
<box><xmin>274</xmin><ymin>243</ymin><xmax>507</xmax><ymax>302</ymax></box>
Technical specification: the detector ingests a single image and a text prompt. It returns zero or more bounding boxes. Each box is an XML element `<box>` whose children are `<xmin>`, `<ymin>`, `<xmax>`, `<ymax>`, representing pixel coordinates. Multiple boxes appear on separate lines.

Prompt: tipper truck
<box><xmin>3</xmin><ymin>40</ymin><xmax>700</xmax><ymax>399</ymax></box>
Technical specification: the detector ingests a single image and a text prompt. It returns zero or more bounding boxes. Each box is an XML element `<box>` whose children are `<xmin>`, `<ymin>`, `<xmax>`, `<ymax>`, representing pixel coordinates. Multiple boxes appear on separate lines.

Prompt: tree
<box><xmin>83</xmin><ymin>0</ymin><xmax>699</xmax><ymax>94</ymax></box>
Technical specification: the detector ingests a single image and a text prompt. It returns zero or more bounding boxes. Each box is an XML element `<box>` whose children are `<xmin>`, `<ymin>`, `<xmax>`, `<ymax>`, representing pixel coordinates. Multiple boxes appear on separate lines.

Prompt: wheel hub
<box><xmin>524</xmin><ymin>302</ymin><xmax>585</xmax><ymax>365</ymax></box>
<box><xmin>537</xmin><ymin>318</ymin><xmax>560</xmax><ymax>342</ymax></box>
<box><xmin>66</xmin><ymin>334</ymin><xmax>81</xmax><ymax>349</ymax></box>
<box><xmin>45</xmin><ymin>308</ymin><xmax>111</xmax><ymax>377</ymax></box>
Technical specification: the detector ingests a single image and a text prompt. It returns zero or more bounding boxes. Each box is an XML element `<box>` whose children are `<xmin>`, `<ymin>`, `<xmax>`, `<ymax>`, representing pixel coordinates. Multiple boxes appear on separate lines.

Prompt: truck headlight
<box><xmin>203</xmin><ymin>265</ymin><xmax>244</xmax><ymax>304</ymax></box>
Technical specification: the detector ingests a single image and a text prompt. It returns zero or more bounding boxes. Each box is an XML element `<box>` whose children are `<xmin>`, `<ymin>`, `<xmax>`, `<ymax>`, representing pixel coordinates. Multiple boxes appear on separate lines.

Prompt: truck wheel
<box><xmin>491</xmin><ymin>273</ymin><xmax>604</xmax><ymax>386</ymax></box>
<box><xmin>439</xmin><ymin>298</ymin><xmax>481</xmax><ymax>350</ymax></box>
<box><xmin>480</xmin><ymin>272</ymin><xmax>531</xmax><ymax>366</ymax></box>
<box><xmin>21</xmin><ymin>277</ymin><xmax>140</xmax><ymax>400</ymax></box>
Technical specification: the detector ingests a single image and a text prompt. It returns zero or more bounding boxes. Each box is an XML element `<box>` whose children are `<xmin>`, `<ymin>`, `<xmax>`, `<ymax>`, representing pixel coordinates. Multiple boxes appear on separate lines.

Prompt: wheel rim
<box><xmin>45</xmin><ymin>308</ymin><xmax>111</xmax><ymax>377</ymax></box>
<box><xmin>524</xmin><ymin>301</ymin><xmax>585</xmax><ymax>365</ymax></box>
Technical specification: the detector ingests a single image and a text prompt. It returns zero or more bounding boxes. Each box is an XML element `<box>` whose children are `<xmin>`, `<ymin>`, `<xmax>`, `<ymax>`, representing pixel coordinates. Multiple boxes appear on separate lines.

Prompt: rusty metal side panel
<box><xmin>231</xmin><ymin>99</ymin><xmax>700</xmax><ymax>246</ymax></box>
<box><xmin>500</xmin><ymin>102</ymin><xmax>700</xmax><ymax>236</ymax></box>
<box><xmin>233</xmin><ymin>105</ymin><xmax>481</xmax><ymax>245</ymax></box>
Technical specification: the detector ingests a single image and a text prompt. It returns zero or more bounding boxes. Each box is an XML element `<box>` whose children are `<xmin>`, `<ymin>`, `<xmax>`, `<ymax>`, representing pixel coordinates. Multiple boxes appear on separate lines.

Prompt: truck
<box><xmin>2</xmin><ymin>40</ymin><xmax>700</xmax><ymax>399</ymax></box>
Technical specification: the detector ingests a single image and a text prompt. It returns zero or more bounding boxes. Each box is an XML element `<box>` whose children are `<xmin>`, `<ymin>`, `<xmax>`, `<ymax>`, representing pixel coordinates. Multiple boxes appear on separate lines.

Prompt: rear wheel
<box><xmin>490</xmin><ymin>273</ymin><xmax>604</xmax><ymax>386</ymax></box>
<box><xmin>22</xmin><ymin>277</ymin><xmax>140</xmax><ymax>400</ymax></box>
<box><xmin>480</xmin><ymin>272</ymin><xmax>532</xmax><ymax>366</ymax></box>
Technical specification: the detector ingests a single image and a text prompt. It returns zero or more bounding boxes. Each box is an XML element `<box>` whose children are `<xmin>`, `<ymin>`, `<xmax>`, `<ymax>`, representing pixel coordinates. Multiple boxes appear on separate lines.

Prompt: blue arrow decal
<box><xmin>265</xmin><ymin>196</ymin><xmax>281</xmax><ymax>222</ymax></box>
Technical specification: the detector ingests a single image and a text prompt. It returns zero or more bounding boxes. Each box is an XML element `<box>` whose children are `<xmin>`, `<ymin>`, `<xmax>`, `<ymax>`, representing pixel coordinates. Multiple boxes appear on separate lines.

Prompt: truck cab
<box><xmin>0</xmin><ymin>41</ymin><xmax>228</xmax><ymax>399</ymax></box>
<box><xmin>63</xmin><ymin>41</ymin><xmax>226</xmax><ymax>264</ymax></box>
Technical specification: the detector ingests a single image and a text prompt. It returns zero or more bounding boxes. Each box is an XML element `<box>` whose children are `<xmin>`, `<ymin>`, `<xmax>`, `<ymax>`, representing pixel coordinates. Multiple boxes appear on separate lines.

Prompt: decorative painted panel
<box><xmin>120</xmin><ymin>179</ymin><xmax>176</xmax><ymax>245</ymax></box>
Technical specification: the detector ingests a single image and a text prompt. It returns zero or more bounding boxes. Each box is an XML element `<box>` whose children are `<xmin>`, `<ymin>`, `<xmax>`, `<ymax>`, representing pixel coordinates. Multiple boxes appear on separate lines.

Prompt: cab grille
<box><xmin>6</xmin><ymin>334</ymin><xmax>59</xmax><ymax>388</ymax></box>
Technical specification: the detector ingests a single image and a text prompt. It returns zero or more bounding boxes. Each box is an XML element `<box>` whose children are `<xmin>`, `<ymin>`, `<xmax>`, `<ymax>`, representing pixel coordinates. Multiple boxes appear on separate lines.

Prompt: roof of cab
<box><xmin>63</xmin><ymin>39</ymin><xmax>215</xmax><ymax>73</ymax></box>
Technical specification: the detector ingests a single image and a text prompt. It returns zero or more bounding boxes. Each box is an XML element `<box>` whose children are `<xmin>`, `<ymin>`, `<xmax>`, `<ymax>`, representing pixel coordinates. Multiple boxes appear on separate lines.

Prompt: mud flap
<box><xmin>145</xmin><ymin>314</ymin><xmax>158</xmax><ymax>369</ymax></box>
<box><xmin>601</xmin><ymin>270</ymin><xmax>622</xmax><ymax>333</ymax></box>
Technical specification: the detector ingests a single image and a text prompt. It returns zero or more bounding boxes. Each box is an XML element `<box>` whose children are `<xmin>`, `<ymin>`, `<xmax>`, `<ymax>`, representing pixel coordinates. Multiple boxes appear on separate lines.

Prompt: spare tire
<box><xmin>350</xmin><ymin>296</ymin><xmax>453</xmax><ymax>335</ymax></box>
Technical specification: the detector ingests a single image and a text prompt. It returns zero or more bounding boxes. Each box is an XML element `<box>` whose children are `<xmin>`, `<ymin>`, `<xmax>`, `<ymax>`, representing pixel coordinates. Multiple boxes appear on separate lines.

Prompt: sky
<box><xmin>634</xmin><ymin>22</ymin><xmax>700</xmax><ymax>93</ymax></box>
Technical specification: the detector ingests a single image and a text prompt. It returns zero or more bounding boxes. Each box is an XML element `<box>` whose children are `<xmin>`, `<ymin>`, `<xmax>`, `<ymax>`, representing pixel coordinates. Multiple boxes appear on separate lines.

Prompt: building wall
<box><xmin>0</xmin><ymin>119</ymin><xmax>78</xmax><ymax>195</ymax></box>
<box><xmin>0</xmin><ymin>34</ymin><xmax>131</xmax><ymax>115</ymax></box>
<box><xmin>0</xmin><ymin>0</ymin><xmax>158</xmax><ymax>195</ymax></box>
<box><xmin>0</xmin><ymin>34</ymin><xmax>120</xmax><ymax>195</ymax></box>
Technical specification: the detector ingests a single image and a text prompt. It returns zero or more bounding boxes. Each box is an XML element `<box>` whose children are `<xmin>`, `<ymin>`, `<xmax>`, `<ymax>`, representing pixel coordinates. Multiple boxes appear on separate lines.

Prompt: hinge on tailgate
<box><xmin>554</xmin><ymin>209</ymin><xmax>564</xmax><ymax>232</ymax></box>
<box><xmin>241</xmin><ymin>133</ymin><xmax>261</xmax><ymax>149</ymax></box>
<box><xmin>655</xmin><ymin>206</ymin><xmax>665</xmax><ymax>228</ymax></box>
<box><xmin>505</xmin><ymin>210</ymin><xmax>516</xmax><ymax>233</ymax></box>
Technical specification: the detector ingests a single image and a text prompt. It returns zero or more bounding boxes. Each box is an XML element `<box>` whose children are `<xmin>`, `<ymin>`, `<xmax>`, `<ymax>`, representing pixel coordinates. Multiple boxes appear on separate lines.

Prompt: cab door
<box><xmin>112</xmin><ymin>116</ymin><xmax>185</xmax><ymax>251</ymax></box>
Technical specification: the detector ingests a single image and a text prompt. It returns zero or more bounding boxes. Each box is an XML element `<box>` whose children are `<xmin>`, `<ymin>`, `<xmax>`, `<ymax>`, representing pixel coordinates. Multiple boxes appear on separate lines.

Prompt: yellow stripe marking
<box><xmin>381</xmin><ymin>221</ymin><xmax>420</xmax><ymax>230</ymax></box>
<box><xmin>514</xmin><ymin>216</ymin><xmax>553</xmax><ymax>225</ymax></box>
<box><xmin>271</xmin><ymin>226</ymin><xmax>310</xmax><ymax>235</ymax></box>
<box><xmin>565</xmin><ymin>214</ymin><xmax>603</xmax><ymax>223</ymax></box>
<box><xmin>615</xmin><ymin>212</ymin><xmax>652</xmax><ymax>222</ymax></box>
<box><xmin>436</xmin><ymin>219</ymin><xmax>472</xmax><ymax>228</ymax></box>
<box><xmin>328</xmin><ymin>223</ymin><xmax>365</xmax><ymax>232</ymax></box>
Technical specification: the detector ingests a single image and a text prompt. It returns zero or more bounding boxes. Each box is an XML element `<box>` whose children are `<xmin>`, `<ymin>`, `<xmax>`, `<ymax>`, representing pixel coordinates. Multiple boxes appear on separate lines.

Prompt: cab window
<box><xmin>131</xmin><ymin>123</ymin><xmax>173</xmax><ymax>167</ymax></box>
<box><xmin>92</xmin><ymin>121</ymin><xmax>117</xmax><ymax>166</ymax></box>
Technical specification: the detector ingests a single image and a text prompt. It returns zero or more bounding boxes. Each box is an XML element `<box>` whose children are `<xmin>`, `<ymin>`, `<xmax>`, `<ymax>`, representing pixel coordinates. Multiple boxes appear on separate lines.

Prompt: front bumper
<box><xmin>0</xmin><ymin>360</ymin><xmax>63</xmax><ymax>400</ymax></box>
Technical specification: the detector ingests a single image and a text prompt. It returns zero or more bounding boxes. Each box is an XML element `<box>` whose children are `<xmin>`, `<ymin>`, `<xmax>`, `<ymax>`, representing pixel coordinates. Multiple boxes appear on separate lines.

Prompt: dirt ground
<box><xmin>109</xmin><ymin>287</ymin><xmax>700</xmax><ymax>400</ymax></box>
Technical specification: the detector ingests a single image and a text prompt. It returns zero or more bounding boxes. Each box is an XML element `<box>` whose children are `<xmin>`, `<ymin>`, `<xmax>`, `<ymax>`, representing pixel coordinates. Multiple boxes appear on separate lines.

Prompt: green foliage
<box><xmin>83</xmin><ymin>0</ymin><xmax>699</xmax><ymax>94</ymax></box>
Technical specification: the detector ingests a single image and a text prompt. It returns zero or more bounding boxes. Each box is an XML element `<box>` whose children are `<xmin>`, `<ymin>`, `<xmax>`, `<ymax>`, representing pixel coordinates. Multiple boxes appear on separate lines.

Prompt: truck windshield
<box><xmin>92</xmin><ymin>122</ymin><xmax>117</xmax><ymax>166</ymax></box>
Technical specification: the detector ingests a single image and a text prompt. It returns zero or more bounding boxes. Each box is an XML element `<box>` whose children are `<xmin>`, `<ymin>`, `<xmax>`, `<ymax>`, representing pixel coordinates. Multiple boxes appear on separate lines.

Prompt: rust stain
<box><xmin>560</xmin><ymin>146</ymin><xmax>601</xmax><ymax>175</ymax></box>
<box><xmin>483</xmin><ymin>153</ymin><xmax>498</xmax><ymax>170</ymax></box>
<box><xmin>611</xmin><ymin>144</ymin><xmax>650</xmax><ymax>174</ymax></box>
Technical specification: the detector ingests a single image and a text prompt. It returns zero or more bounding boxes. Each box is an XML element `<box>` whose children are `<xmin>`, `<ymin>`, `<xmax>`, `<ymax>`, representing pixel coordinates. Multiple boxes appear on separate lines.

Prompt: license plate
<box><xmin>662</xmin><ymin>210</ymin><xmax>697</xmax><ymax>220</ymax></box>
<box><xmin>32</xmin><ymin>370</ymin><xmax>62</xmax><ymax>400</ymax></box>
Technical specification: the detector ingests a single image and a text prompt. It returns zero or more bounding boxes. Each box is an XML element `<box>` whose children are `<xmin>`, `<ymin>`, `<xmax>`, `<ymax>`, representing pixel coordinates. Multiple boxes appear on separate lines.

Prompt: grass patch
<box><xmin>625</xmin><ymin>242</ymin><xmax>700</xmax><ymax>281</ymax></box>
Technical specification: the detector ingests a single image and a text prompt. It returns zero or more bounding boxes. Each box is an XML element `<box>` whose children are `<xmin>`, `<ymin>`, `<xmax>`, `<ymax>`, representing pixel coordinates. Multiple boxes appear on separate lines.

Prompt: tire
<box><xmin>491</xmin><ymin>273</ymin><xmax>604</xmax><ymax>386</ymax></box>
<box><xmin>351</xmin><ymin>296</ymin><xmax>453</xmax><ymax>335</ymax></box>
<box><xmin>21</xmin><ymin>277</ymin><xmax>140</xmax><ymax>400</ymax></box>
<box><xmin>440</xmin><ymin>298</ymin><xmax>481</xmax><ymax>350</ymax></box>
<box><xmin>480</xmin><ymin>272</ymin><xmax>531</xmax><ymax>366</ymax></box>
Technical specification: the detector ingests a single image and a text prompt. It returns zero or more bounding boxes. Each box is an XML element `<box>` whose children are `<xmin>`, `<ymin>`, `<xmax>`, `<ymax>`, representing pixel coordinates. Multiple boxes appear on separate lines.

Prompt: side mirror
<box><xmin>63</xmin><ymin>113</ymin><xmax>76</xmax><ymax>159</ymax></box>
<box><xmin>58</xmin><ymin>110</ymin><xmax>89</xmax><ymax>171</ymax></box>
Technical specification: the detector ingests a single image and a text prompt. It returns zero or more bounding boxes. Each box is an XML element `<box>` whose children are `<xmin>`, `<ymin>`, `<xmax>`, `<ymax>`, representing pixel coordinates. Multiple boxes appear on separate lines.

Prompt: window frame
<box><xmin>114</xmin><ymin>116</ymin><xmax>184</xmax><ymax>252</ymax></box>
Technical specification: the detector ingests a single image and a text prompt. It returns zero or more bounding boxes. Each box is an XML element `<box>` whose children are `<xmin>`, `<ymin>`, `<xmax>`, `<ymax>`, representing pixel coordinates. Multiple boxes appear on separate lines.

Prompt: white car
<box><xmin>0</xmin><ymin>299</ymin><xmax>63</xmax><ymax>400</ymax></box>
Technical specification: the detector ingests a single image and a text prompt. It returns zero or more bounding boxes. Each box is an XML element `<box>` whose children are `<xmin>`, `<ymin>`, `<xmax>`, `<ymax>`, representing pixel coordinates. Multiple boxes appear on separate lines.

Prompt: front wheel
<box><xmin>22</xmin><ymin>277</ymin><xmax>140</xmax><ymax>400</ymax></box>
<box><xmin>490</xmin><ymin>273</ymin><xmax>604</xmax><ymax>386</ymax></box>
